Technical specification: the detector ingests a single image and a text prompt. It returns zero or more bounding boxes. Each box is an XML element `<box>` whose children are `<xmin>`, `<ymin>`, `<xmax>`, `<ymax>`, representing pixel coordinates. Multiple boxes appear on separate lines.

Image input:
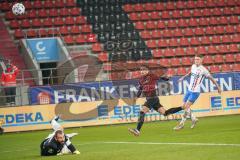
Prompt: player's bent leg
<box><xmin>128</xmin><ymin>106</ymin><xmax>149</xmax><ymax>136</ymax></box>
<box><xmin>51</xmin><ymin>115</ymin><xmax>63</xmax><ymax>131</ymax></box>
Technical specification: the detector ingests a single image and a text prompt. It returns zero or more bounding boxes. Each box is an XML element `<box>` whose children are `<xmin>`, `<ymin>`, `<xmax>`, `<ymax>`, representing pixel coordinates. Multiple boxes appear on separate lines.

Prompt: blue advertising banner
<box><xmin>29</xmin><ymin>72</ymin><xmax>240</xmax><ymax>105</ymax></box>
<box><xmin>26</xmin><ymin>38</ymin><xmax>59</xmax><ymax>62</ymax></box>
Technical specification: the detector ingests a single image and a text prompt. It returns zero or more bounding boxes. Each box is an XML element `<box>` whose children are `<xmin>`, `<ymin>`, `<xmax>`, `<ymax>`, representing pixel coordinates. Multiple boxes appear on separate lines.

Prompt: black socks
<box><xmin>164</xmin><ymin>107</ymin><xmax>183</xmax><ymax>116</ymax></box>
<box><xmin>137</xmin><ymin>111</ymin><xmax>145</xmax><ymax>131</ymax></box>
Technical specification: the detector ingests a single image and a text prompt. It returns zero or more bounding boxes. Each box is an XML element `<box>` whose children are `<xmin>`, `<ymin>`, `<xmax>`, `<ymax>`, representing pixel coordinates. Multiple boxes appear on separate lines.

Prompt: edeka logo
<box><xmin>0</xmin><ymin>112</ymin><xmax>43</xmax><ymax>124</ymax></box>
<box><xmin>210</xmin><ymin>96</ymin><xmax>240</xmax><ymax>110</ymax></box>
<box><xmin>97</xmin><ymin>105</ymin><xmax>140</xmax><ymax>117</ymax></box>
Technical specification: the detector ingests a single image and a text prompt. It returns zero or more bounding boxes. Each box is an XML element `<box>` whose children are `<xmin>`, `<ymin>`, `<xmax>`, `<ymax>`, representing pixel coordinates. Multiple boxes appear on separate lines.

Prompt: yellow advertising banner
<box><xmin>0</xmin><ymin>90</ymin><xmax>239</xmax><ymax>132</ymax></box>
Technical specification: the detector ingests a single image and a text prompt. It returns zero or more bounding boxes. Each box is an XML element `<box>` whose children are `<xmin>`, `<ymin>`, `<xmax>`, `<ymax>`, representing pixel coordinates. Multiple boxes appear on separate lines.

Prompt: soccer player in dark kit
<box><xmin>40</xmin><ymin>116</ymin><xmax>80</xmax><ymax>156</ymax></box>
<box><xmin>128</xmin><ymin>65</ymin><xmax>178</xmax><ymax>136</ymax></box>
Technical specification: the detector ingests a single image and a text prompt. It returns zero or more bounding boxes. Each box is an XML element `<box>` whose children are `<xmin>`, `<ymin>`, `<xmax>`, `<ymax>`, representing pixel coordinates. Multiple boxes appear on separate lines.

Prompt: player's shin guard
<box><xmin>136</xmin><ymin>111</ymin><xmax>145</xmax><ymax>131</ymax></box>
<box><xmin>164</xmin><ymin>107</ymin><xmax>183</xmax><ymax>116</ymax></box>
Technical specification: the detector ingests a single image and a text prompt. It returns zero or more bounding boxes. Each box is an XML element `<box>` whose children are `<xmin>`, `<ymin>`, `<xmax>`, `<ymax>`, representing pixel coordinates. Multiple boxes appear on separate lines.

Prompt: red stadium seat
<box><xmin>140</xmin><ymin>30</ymin><xmax>151</xmax><ymax>39</ymax></box>
<box><xmin>86</xmin><ymin>33</ymin><xmax>97</xmax><ymax>43</ymax></box>
<box><xmin>182</xmin><ymin>9</ymin><xmax>191</xmax><ymax>18</ymax></box>
<box><xmin>134</xmin><ymin>3</ymin><xmax>144</xmax><ymax>12</ymax></box>
<box><xmin>208</xmin><ymin>45</ymin><xmax>218</xmax><ymax>54</ymax></box>
<box><xmin>65</xmin><ymin>16</ymin><xmax>75</xmax><ymax>25</ymax></box>
<box><xmin>140</xmin><ymin>12</ymin><xmax>150</xmax><ymax>21</ymax></box>
<box><xmin>66</xmin><ymin>0</ymin><xmax>76</xmax><ymax>7</ymax></box>
<box><xmin>179</xmin><ymin>37</ymin><xmax>189</xmax><ymax>46</ymax></box>
<box><xmin>186</xmin><ymin>1</ymin><xmax>196</xmax><ymax>9</ymax></box>
<box><xmin>26</xmin><ymin>29</ymin><xmax>37</xmax><ymax>38</ymax></box>
<box><xmin>174</xmin><ymin>28</ymin><xmax>184</xmax><ymax>37</ymax></box>
<box><xmin>229</xmin><ymin>44</ymin><xmax>239</xmax><ymax>53</ymax></box>
<box><xmin>236</xmin><ymin>25</ymin><xmax>240</xmax><ymax>33</ymax></box>
<box><xmin>211</xmin><ymin>36</ymin><xmax>221</xmax><ymax>44</ymax></box>
<box><xmin>81</xmin><ymin>24</ymin><xmax>91</xmax><ymax>33</ymax></box>
<box><xmin>123</xmin><ymin>4</ymin><xmax>132</xmax><ymax>12</ymax></box>
<box><xmin>153</xmin><ymin>49</ymin><xmax>163</xmax><ymax>57</ymax></box>
<box><xmin>222</xmin><ymin>35</ymin><xmax>232</xmax><ymax>43</ymax></box>
<box><xmin>233</xmin><ymin>63</ymin><xmax>240</xmax><ymax>71</ymax></box>
<box><xmin>226</xmin><ymin>0</ymin><xmax>236</xmax><ymax>6</ymax></box>
<box><xmin>54</xmin><ymin>17</ymin><xmax>64</xmax><ymax>26</ymax></box>
<box><xmin>214</xmin><ymin>26</ymin><xmax>225</xmax><ymax>35</ymax></box>
<box><xmin>43</xmin><ymin>18</ymin><xmax>54</xmax><ymax>27</ymax></box>
<box><xmin>55</xmin><ymin>0</ymin><xmax>65</xmax><ymax>8</ymax></box>
<box><xmin>48</xmin><ymin>28</ymin><xmax>59</xmax><ymax>36</ymax></box>
<box><xmin>184</xmin><ymin>28</ymin><xmax>194</xmax><ymax>36</ymax></box>
<box><xmin>39</xmin><ymin>29</ymin><xmax>48</xmax><ymax>37</ymax></box>
<box><xmin>5</xmin><ymin>11</ymin><xmax>15</xmax><ymax>20</ymax></box>
<box><xmin>59</xmin><ymin>8</ymin><xmax>69</xmax><ymax>16</ymax></box>
<box><xmin>210</xmin><ymin>65</ymin><xmax>220</xmax><ymax>73</ymax></box>
<box><xmin>166</xmin><ymin>1</ymin><xmax>175</xmax><ymax>10</ymax></box>
<box><xmin>71</xmin><ymin>7</ymin><xmax>81</xmax><ymax>16</ymax></box>
<box><xmin>233</xmin><ymin>6</ymin><xmax>240</xmax><ymax>14</ymax></box>
<box><xmin>177</xmin><ymin>67</ymin><xmax>187</xmax><ymax>75</ymax></box>
<box><xmin>155</xmin><ymin>2</ymin><xmax>165</xmax><ymax>11</ymax></box>
<box><xmin>225</xmin><ymin>54</ymin><xmax>235</xmax><ymax>63</ymax></box>
<box><xmin>197</xmin><ymin>46</ymin><xmax>207</xmax><ymax>55</ymax></box>
<box><xmin>150</xmin><ymin>11</ymin><xmax>160</xmax><ymax>20</ymax></box>
<box><xmin>129</xmin><ymin>13</ymin><xmax>139</xmax><ymax>21</ymax></box>
<box><xmin>14</xmin><ymin>29</ymin><xmax>24</xmax><ymax>39</ymax></box>
<box><xmin>225</xmin><ymin>25</ymin><xmax>235</xmax><ymax>34</ymax></box>
<box><xmin>236</xmin><ymin>54</ymin><xmax>240</xmax><ymax>62</ymax></box>
<box><xmin>214</xmin><ymin>55</ymin><xmax>224</xmax><ymax>63</ymax></box>
<box><xmin>49</xmin><ymin>9</ymin><xmax>58</xmax><ymax>17</ymax></box>
<box><xmin>76</xmin><ymin>34</ymin><xmax>86</xmax><ymax>44</ymax></box>
<box><xmin>9</xmin><ymin>20</ymin><xmax>20</xmax><ymax>29</ymax></box>
<box><xmin>146</xmin><ymin>21</ymin><xmax>156</xmax><ymax>30</ymax></box>
<box><xmin>156</xmin><ymin>20</ymin><xmax>166</xmax><ymax>29</ymax></box>
<box><xmin>171</xmin><ymin>58</ymin><xmax>181</xmax><ymax>66</ymax></box>
<box><xmin>216</xmin><ymin>0</ymin><xmax>226</xmax><ymax>7</ymax></box>
<box><xmin>182</xmin><ymin>57</ymin><xmax>192</xmax><ymax>66</ymax></box>
<box><xmin>135</xmin><ymin>21</ymin><xmax>145</xmax><ymax>30</ymax></box>
<box><xmin>209</xmin><ymin>17</ymin><xmax>218</xmax><ymax>26</ymax></box>
<box><xmin>203</xmin><ymin>55</ymin><xmax>213</xmax><ymax>64</ymax></box>
<box><xmin>92</xmin><ymin>43</ymin><xmax>102</xmax><ymax>52</ymax></box>
<box><xmin>159</xmin><ymin>58</ymin><xmax>170</xmax><ymax>67</ymax></box>
<box><xmin>221</xmin><ymin>64</ymin><xmax>231</xmax><ymax>72</ymax></box>
<box><xmin>32</xmin><ymin>19</ymin><xmax>42</xmax><ymax>28</ymax></box>
<box><xmin>144</xmin><ymin>3</ymin><xmax>154</xmax><ymax>11</ymax></box>
<box><xmin>162</xmin><ymin>29</ymin><xmax>172</xmax><ymax>38</ymax></box>
<box><xmin>199</xmin><ymin>17</ymin><xmax>208</xmax><ymax>26</ymax></box>
<box><xmin>175</xmin><ymin>1</ymin><xmax>185</xmax><ymax>9</ymax></box>
<box><xmin>211</xmin><ymin>8</ymin><xmax>222</xmax><ymax>16</ymax></box>
<box><xmin>168</xmin><ymin>38</ymin><xmax>178</xmax><ymax>47</ymax></box>
<box><xmin>38</xmin><ymin>9</ymin><xmax>48</xmax><ymax>18</ymax></box>
<box><xmin>75</xmin><ymin>16</ymin><xmax>87</xmax><ymax>24</ymax></box>
<box><xmin>33</xmin><ymin>1</ymin><xmax>42</xmax><ymax>9</ymax></box>
<box><xmin>202</xmin><ymin>8</ymin><xmax>211</xmax><ymax>16</ymax></box>
<box><xmin>229</xmin><ymin>16</ymin><xmax>239</xmax><ymax>24</ymax></box>
<box><xmin>157</xmin><ymin>39</ymin><xmax>168</xmax><ymax>48</ymax></box>
<box><xmin>59</xmin><ymin>26</ymin><xmax>69</xmax><ymax>35</ymax></box>
<box><xmin>201</xmin><ymin>36</ymin><xmax>211</xmax><ymax>45</ymax></box>
<box><xmin>146</xmin><ymin>40</ymin><xmax>157</xmax><ymax>48</ymax></box>
<box><xmin>190</xmin><ymin>37</ymin><xmax>200</xmax><ymax>46</ymax></box>
<box><xmin>28</xmin><ymin>10</ymin><xmax>37</xmax><ymax>19</ymax></box>
<box><xmin>232</xmin><ymin>34</ymin><xmax>240</xmax><ymax>43</ymax></box>
<box><xmin>164</xmin><ymin>48</ymin><xmax>175</xmax><ymax>57</ymax></box>
<box><xmin>151</xmin><ymin>30</ymin><xmax>161</xmax><ymax>39</ymax></box>
<box><xmin>196</xmin><ymin>1</ymin><xmax>206</xmax><ymax>8</ymax></box>
<box><xmin>195</xmin><ymin>27</ymin><xmax>204</xmax><ymax>36</ymax></box>
<box><xmin>161</xmin><ymin>11</ymin><xmax>171</xmax><ymax>19</ymax></box>
<box><xmin>44</xmin><ymin>0</ymin><xmax>55</xmax><ymax>8</ymax></box>
<box><xmin>192</xmin><ymin>9</ymin><xmax>202</xmax><ymax>17</ymax></box>
<box><xmin>1</xmin><ymin>2</ymin><xmax>10</xmax><ymax>11</ymax></box>
<box><xmin>167</xmin><ymin>20</ymin><xmax>177</xmax><ymax>28</ymax></box>
<box><xmin>188</xmin><ymin>18</ymin><xmax>198</xmax><ymax>27</ymax></box>
<box><xmin>21</xmin><ymin>19</ymin><xmax>31</xmax><ymax>28</ymax></box>
<box><xmin>172</xmin><ymin>10</ymin><xmax>181</xmax><ymax>18</ymax></box>
<box><xmin>70</xmin><ymin>25</ymin><xmax>81</xmax><ymax>34</ymax></box>
<box><xmin>64</xmin><ymin>35</ymin><xmax>75</xmax><ymax>44</ymax></box>
<box><xmin>205</xmin><ymin>26</ymin><xmax>215</xmax><ymax>35</ymax></box>
<box><xmin>167</xmin><ymin>68</ymin><xmax>176</xmax><ymax>75</ymax></box>
<box><xmin>186</xmin><ymin>47</ymin><xmax>195</xmax><ymax>56</ymax></box>
<box><xmin>175</xmin><ymin>47</ymin><xmax>185</xmax><ymax>56</ymax></box>
<box><xmin>218</xmin><ymin>45</ymin><xmax>229</xmax><ymax>54</ymax></box>
<box><xmin>219</xmin><ymin>16</ymin><xmax>228</xmax><ymax>25</ymax></box>
<box><xmin>178</xmin><ymin>19</ymin><xmax>188</xmax><ymax>27</ymax></box>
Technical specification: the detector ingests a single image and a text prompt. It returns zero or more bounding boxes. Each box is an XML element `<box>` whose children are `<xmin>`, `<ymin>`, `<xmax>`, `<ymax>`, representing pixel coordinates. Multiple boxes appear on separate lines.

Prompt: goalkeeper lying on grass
<box><xmin>40</xmin><ymin>115</ymin><xmax>80</xmax><ymax>156</ymax></box>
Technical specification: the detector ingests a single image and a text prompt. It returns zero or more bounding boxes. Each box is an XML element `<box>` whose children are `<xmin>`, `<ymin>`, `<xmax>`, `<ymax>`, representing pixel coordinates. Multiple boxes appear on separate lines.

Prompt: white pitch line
<box><xmin>102</xmin><ymin>141</ymin><xmax>240</xmax><ymax>147</ymax></box>
<box><xmin>1</xmin><ymin>141</ymin><xmax>240</xmax><ymax>154</ymax></box>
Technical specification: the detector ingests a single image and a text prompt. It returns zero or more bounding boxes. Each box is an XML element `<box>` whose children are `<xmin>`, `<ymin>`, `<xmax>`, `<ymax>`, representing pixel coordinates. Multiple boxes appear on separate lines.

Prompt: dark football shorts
<box><xmin>143</xmin><ymin>96</ymin><xmax>163</xmax><ymax>111</ymax></box>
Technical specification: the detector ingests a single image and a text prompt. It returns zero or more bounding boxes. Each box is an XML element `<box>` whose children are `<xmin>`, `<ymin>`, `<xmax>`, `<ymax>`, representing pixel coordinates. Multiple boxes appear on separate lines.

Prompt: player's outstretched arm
<box><xmin>178</xmin><ymin>71</ymin><xmax>191</xmax><ymax>82</ymax></box>
<box><xmin>208</xmin><ymin>75</ymin><xmax>222</xmax><ymax>94</ymax></box>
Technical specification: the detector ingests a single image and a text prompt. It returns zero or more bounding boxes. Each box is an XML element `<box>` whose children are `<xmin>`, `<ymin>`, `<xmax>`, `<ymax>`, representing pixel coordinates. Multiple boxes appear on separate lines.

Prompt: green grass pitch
<box><xmin>0</xmin><ymin>114</ymin><xmax>240</xmax><ymax>160</ymax></box>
